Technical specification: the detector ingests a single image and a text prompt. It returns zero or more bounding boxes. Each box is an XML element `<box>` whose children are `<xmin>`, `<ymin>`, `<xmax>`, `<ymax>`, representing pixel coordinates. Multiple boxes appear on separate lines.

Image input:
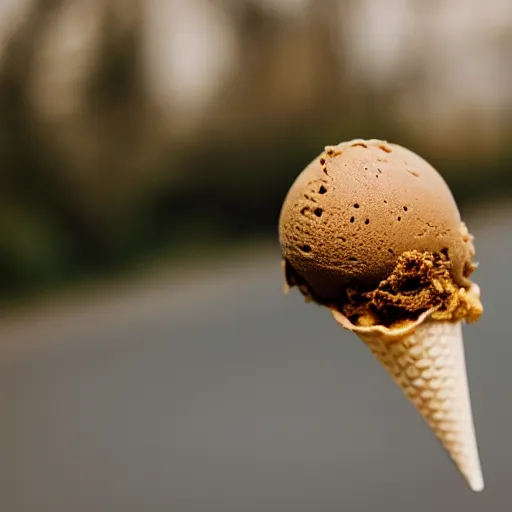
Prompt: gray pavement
<box><xmin>1</xmin><ymin>203</ymin><xmax>511</xmax><ymax>511</ymax></box>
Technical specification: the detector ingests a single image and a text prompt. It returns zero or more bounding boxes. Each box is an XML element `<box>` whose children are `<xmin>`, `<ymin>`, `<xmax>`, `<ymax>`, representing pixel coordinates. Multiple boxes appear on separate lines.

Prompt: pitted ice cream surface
<box><xmin>279</xmin><ymin>139</ymin><xmax>476</xmax><ymax>302</ymax></box>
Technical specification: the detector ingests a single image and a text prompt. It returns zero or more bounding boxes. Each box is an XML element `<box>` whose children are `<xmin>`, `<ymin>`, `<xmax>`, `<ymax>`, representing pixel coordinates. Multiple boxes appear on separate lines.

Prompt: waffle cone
<box><xmin>331</xmin><ymin>309</ymin><xmax>483</xmax><ymax>491</ymax></box>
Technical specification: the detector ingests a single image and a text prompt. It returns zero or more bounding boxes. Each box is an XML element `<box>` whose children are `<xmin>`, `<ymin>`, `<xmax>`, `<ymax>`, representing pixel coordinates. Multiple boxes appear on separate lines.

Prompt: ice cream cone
<box><xmin>331</xmin><ymin>308</ymin><xmax>484</xmax><ymax>492</ymax></box>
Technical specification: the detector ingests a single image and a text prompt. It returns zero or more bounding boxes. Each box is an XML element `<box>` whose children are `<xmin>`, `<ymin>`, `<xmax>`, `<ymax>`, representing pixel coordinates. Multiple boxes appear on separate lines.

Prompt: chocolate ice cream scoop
<box><xmin>279</xmin><ymin>139</ymin><xmax>475</xmax><ymax>301</ymax></box>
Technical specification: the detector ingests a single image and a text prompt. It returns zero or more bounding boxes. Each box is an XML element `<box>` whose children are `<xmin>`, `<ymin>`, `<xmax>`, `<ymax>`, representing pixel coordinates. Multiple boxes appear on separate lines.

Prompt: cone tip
<box><xmin>466</xmin><ymin>465</ymin><xmax>484</xmax><ymax>492</ymax></box>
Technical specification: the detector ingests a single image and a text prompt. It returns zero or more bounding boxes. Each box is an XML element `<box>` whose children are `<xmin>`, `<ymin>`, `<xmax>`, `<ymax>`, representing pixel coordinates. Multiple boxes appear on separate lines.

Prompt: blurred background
<box><xmin>0</xmin><ymin>0</ymin><xmax>511</xmax><ymax>510</ymax></box>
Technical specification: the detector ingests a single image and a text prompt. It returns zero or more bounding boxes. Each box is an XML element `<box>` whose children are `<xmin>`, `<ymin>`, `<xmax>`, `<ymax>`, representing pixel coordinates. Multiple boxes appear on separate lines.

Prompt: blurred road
<box><xmin>1</xmin><ymin>203</ymin><xmax>511</xmax><ymax>512</ymax></box>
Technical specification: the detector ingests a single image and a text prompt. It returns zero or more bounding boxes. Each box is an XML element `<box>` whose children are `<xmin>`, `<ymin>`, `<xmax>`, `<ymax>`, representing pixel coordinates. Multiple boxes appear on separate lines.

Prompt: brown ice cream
<box><xmin>279</xmin><ymin>139</ymin><xmax>482</xmax><ymax>327</ymax></box>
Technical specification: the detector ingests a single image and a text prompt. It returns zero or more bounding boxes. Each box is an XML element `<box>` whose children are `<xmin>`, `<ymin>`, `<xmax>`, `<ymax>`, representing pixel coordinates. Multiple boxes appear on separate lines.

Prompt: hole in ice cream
<box><xmin>314</xmin><ymin>208</ymin><xmax>323</xmax><ymax>218</ymax></box>
<box><xmin>348</xmin><ymin>257</ymin><xmax>358</xmax><ymax>261</ymax></box>
<box><xmin>300</xmin><ymin>207</ymin><xmax>309</xmax><ymax>216</ymax></box>
<box><xmin>318</xmin><ymin>185</ymin><xmax>327</xmax><ymax>194</ymax></box>
<box><xmin>325</xmin><ymin>147</ymin><xmax>342</xmax><ymax>157</ymax></box>
<box><xmin>365</xmin><ymin>219</ymin><xmax>370</xmax><ymax>224</ymax></box>
<box><xmin>388</xmin><ymin>248</ymin><xmax>394</xmax><ymax>254</ymax></box>
<box><xmin>350</xmin><ymin>216</ymin><xmax>355</xmax><ymax>223</ymax></box>
<box><xmin>441</xmin><ymin>247</ymin><xmax>449</xmax><ymax>259</ymax></box>
<box><xmin>299</xmin><ymin>244</ymin><xmax>312</xmax><ymax>253</ymax></box>
<box><xmin>397</xmin><ymin>217</ymin><xmax>401</xmax><ymax>221</ymax></box>
<box><xmin>319</xmin><ymin>157</ymin><xmax>328</xmax><ymax>175</ymax></box>
<box><xmin>403</xmin><ymin>206</ymin><xmax>408</xmax><ymax>211</ymax></box>
<box><xmin>400</xmin><ymin>276</ymin><xmax>422</xmax><ymax>292</ymax></box>
<box><xmin>353</xmin><ymin>203</ymin><xmax>359</xmax><ymax>208</ymax></box>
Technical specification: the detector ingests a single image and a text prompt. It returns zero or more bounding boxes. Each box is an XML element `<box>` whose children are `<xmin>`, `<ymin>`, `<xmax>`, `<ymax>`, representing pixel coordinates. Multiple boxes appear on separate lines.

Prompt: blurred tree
<box><xmin>0</xmin><ymin>0</ymin><xmax>509</xmax><ymax>299</ymax></box>
<box><xmin>0</xmin><ymin>0</ymin><xmax>174</xmax><ymax>296</ymax></box>
<box><xmin>0</xmin><ymin>0</ymin><xmax>71</xmax><ymax>292</ymax></box>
